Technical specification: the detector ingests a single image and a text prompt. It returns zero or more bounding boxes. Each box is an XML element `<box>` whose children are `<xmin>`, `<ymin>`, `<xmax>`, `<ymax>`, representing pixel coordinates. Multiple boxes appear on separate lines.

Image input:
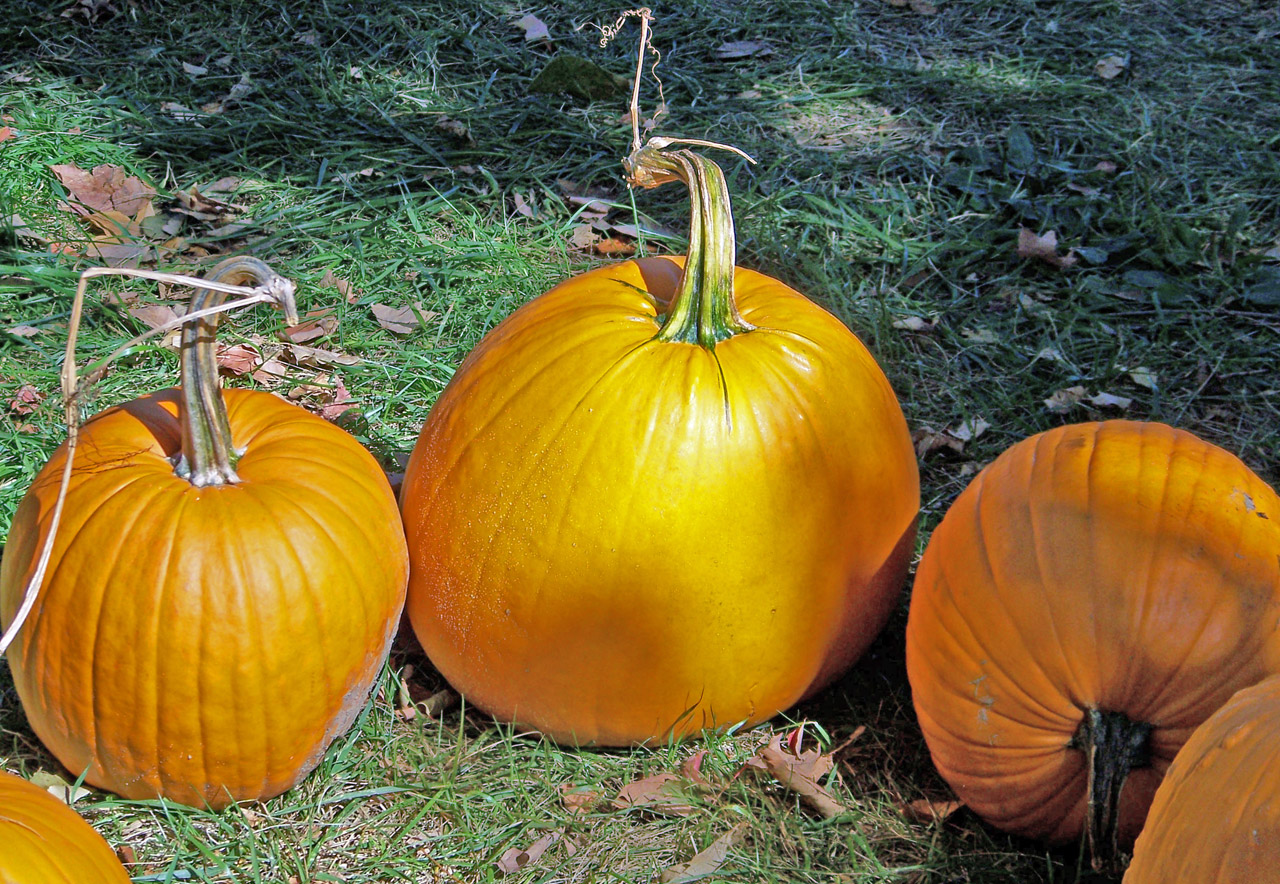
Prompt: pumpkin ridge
<box><xmin>964</xmin><ymin>470</ymin><xmax>1073</xmax><ymax>721</ymax></box>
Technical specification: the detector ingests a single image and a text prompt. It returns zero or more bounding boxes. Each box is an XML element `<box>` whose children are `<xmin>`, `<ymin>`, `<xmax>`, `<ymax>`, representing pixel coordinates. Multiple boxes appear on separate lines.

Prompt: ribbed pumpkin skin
<box><xmin>0</xmin><ymin>388</ymin><xmax>408</xmax><ymax>808</ymax></box>
<box><xmin>906</xmin><ymin>420</ymin><xmax>1280</xmax><ymax>844</ymax></box>
<box><xmin>1125</xmin><ymin>675</ymin><xmax>1280</xmax><ymax>883</ymax></box>
<box><xmin>0</xmin><ymin>769</ymin><xmax>131</xmax><ymax>883</ymax></box>
<box><xmin>401</xmin><ymin>256</ymin><xmax>919</xmax><ymax>745</ymax></box>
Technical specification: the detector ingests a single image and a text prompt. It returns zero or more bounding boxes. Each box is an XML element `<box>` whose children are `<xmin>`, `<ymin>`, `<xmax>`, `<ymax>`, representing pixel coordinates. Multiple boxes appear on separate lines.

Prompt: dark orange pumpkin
<box><xmin>1124</xmin><ymin>674</ymin><xmax>1280</xmax><ymax>883</ymax></box>
<box><xmin>399</xmin><ymin>144</ymin><xmax>919</xmax><ymax>745</ymax></box>
<box><xmin>906</xmin><ymin>420</ymin><xmax>1280</xmax><ymax>864</ymax></box>
<box><xmin>0</xmin><ymin>258</ymin><xmax>408</xmax><ymax>808</ymax></box>
<box><xmin>0</xmin><ymin>769</ymin><xmax>132</xmax><ymax>883</ymax></box>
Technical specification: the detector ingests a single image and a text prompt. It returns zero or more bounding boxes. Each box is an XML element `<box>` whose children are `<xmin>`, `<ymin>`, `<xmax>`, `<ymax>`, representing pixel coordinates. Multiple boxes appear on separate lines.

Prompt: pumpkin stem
<box><xmin>624</xmin><ymin>143</ymin><xmax>753</xmax><ymax>349</ymax></box>
<box><xmin>1072</xmin><ymin>707</ymin><xmax>1153</xmax><ymax>871</ymax></box>
<box><xmin>175</xmin><ymin>257</ymin><xmax>297</xmax><ymax>487</ymax></box>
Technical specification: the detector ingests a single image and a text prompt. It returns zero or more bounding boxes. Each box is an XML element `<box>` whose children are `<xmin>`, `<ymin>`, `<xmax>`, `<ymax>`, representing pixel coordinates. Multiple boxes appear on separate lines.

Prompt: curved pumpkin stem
<box><xmin>1073</xmin><ymin>707</ymin><xmax>1153</xmax><ymax>871</ymax></box>
<box><xmin>176</xmin><ymin>257</ymin><xmax>297</xmax><ymax>487</ymax></box>
<box><xmin>624</xmin><ymin>143</ymin><xmax>753</xmax><ymax>349</ymax></box>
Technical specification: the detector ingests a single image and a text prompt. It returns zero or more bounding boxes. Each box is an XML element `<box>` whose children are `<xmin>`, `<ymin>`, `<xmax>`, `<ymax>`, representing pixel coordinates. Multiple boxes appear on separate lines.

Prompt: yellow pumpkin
<box><xmin>400</xmin><ymin>144</ymin><xmax>919</xmax><ymax>744</ymax></box>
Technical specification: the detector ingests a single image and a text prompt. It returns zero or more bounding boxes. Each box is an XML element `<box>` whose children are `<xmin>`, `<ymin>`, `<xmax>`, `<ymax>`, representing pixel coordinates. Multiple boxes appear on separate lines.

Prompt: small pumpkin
<box><xmin>0</xmin><ymin>769</ymin><xmax>131</xmax><ymax>883</ymax></box>
<box><xmin>905</xmin><ymin>420</ymin><xmax>1280</xmax><ymax>864</ymax></box>
<box><xmin>1124</xmin><ymin>674</ymin><xmax>1280</xmax><ymax>883</ymax></box>
<box><xmin>399</xmin><ymin>143</ymin><xmax>919</xmax><ymax>745</ymax></box>
<box><xmin>0</xmin><ymin>258</ymin><xmax>409</xmax><ymax>808</ymax></box>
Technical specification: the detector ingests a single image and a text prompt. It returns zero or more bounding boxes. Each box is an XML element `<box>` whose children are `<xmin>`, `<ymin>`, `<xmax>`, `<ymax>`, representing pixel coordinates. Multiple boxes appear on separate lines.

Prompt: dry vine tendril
<box><xmin>0</xmin><ymin>262</ymin><xmax>297</xmax><ymax>655</ymax></box>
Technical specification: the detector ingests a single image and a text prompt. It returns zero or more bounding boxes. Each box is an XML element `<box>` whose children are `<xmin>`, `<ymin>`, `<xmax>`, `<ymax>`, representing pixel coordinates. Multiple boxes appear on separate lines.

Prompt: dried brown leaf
<box><xmin>282</xmin><ymin>309</ymin><xmax>337</xmax><ymax>344</ymax></box>
<box><xmin>512</xmin><ymin>191</ymin><xmax>536</xmax><ymax>219</ymax></box>
<box><xmin>1016</xmin><ymin>228</ymin><xmax>1078</xmax><ymax>269</ymax></box>
<box><xmin>593</xmin><ymin>236</ymin><xmax>635</xmax><ymax>257</ymax></box>
<box><xmin>1044</xmin><ymin>385</ymin><xmax>1088</xmax><ymax>414</ymax></box>
<box><xmin>569</xmin><ymin>224</ymin><xmax>600</xmax><ymax>251</ymax></box>
<box><xmin>496</xmin><ymin>830</ymin><xmax>560</xmax><ymax>877</ymax></box>
<box><xmin>611</xmin><ymin>772</ymin><xmax>697</xmax><ymax>817</ymax></box>
<box><xmin>660</xmin><ymin>823</ymin><xmax>747</xmax><ymax>883</ymax></box>
<box><xmin>1089</xmin><ymin>391</ymin><xmax>1132</xmax><ymax>410</ymax></box>
<box><xmin>8</xmin><ymin>384</ymin><xmax>44</xmax><ymax>416</ymax></box>
<box><xmin>318</xmin><ymin>376</ymin><xmax>357</xmax><ymax>422</ymax></box>
<box><xmin>216</xmin><ymin>342</ymin><xmax>262</xmax><ymax>376</ymax></box>
<box><xmin>913</xmin><ymin>428</ymin><xmax>965</xmax><ymax>458</ymax></box>
<box><xmin>558</xmin><ymin>783</ymin><xmax>603</xmax><ymax>816</ymax></box>
<box><xmin>901</xmin><ymin>798</ymin><xmax>964</xmax><ymax>823</ymax></box>
<box><xmin>436</xmin><ymin>117</ymin><xmax>474</xmax><ymax>144</ymax></box>
<box><xmin>1094</xmin><ymin>55</ymin><xmax>1128</xmax><ymax>80</ymax></box>
<box><xmin>0</xmin><ymin>126</ymin><xmax>15</xmax><ymax>144</ymax></box>
<box><xmin>7</xmin><ymin>324</ymin><xmax>41</xmax><ymax>338</ymax></box>
<box><xmin>51</xmin><ymin>163</ymin><xmax>156</xmax><ymax>218</ymax></box>
<box><xmin>714</xmin><ymin>40</ymin><xmax>773</xmax><ymax>60</ymax></box>
<box><xmin>515</xmin><ymin>13</ymin><xmax>550</xmax><ymax>43</ymax></box>
<box><xmin>681</xmin><ymin>750</ymin><xmax>711</xmax><ymax>788</ymax></box>
<box><xmin>372</xmin><ymin>303</ymin><xmax>436</xmax><ymax>335</ymax></box>
<box><xmin>318</xmin><ymin>269</ymin><xmax>356</xmax><ymax>302</ymax></box>
<box><xmin>743</xmin><ymin>732</ymin><xmax>847</xmax><ymax>819</ymax></box>
<box><xmin>286</xmin><ymin>343</ymin><xmax>360</xmax><ymax>368</ymax></box>
<box><xmin>127</xmin><ymin>303</ymin><xmax>181</xmax><ymax>331</ymax></box>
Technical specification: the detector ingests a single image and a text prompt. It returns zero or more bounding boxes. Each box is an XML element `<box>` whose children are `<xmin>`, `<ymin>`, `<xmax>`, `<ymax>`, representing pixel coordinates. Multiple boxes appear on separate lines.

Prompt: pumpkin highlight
<box><xmin>906</xmin><ymin>420</ymin><xmax>1280</xmax><ymax>865</ymax></box>
<box><xmin>0</xmin><ymin>258</ymin><xmax>409</xmax><ymax>808</ymax></box>
<box><xmin>400</xmin><ymin>146</ymin><xmax>919</xmax><ymax>745</ymax></box>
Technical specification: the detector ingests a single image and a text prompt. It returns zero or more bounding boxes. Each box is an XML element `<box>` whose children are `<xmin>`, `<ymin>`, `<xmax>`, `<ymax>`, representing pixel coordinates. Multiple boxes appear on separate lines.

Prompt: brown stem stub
<box><xmin>1072</xmin><ymin>707</ymin><xmax>1153</xmax><ymax>871</ymax></box>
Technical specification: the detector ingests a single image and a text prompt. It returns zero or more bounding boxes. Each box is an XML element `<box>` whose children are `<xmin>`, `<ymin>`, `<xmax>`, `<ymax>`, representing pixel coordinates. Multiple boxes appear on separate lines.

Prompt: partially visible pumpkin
<box><xmin>399</xmin><ymin>144</ymin><xmax>919</xmax><ymax>745</ymax></box>
<box><xmin>0</xmin><ymin>258</ymin><xmax>409</xmax><ymax>808</ymax></box>
<box><xmin>0</xmin><ymin>769</ymin><xmax>132</xmax><ymax>883</ymax></box>
<box><xmin>906</xmin><ymin>420</ymin><xmax>1280</xmax><ymax>865</ymax></box>
<box><xmin>1125</xmin><ymin>674</ymin><xmax>1280</xmax><ymax>882</ymax></box>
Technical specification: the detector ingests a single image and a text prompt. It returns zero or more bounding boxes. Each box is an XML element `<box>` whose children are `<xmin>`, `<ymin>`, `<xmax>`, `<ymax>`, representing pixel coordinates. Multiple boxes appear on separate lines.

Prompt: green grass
<box><xmin>2</xmin><ymin>0</ymin><xmax>1279</xmax><ymax>881</ymax></box>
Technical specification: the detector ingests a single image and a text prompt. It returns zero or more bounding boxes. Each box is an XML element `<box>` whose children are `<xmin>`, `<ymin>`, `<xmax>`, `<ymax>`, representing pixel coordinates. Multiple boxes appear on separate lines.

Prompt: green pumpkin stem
<box><xmin>1072</xmin><ymin>707</ymin><xmax>1153</xmax><ymax>871</ymax></box>
<box><xmin>624</xmin><ymin>144</ymin><xmax>753</xmax><ymax>348</ymax></box>
<box><xmin>176</xmin><ymin>257</ymin><xmax>298</xmax><ymax>487</ymax></box>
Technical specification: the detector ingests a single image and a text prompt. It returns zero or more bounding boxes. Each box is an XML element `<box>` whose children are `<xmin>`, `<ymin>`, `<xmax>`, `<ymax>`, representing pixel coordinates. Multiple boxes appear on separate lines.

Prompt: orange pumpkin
<box><xmin>400</xmin><ymin>144</ymin><xmax>919</xmax><ymax>745</ymax></box>
<box><xmin>0</xmin><ymin>769</ymin><xmax>132</xmax><ymax>883</ymax></box>
<box><xmin>1125</xmin><ymin>674</ymin><xmax>1280</xmax><ymax>883</ymax></box>
<box><xmin>906</xmin><ymin>420</ymin><xmax>1280</xmax><ymax>865</ymax></box>
<box><xmin>0</xmin><ymin>258</ymin><xmax>408</xmax><ymax>808</ymax></box>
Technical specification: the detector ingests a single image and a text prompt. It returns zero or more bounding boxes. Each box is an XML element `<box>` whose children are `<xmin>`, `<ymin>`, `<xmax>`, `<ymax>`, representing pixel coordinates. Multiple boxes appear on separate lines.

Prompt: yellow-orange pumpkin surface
<box><xmin>400</xmin><ymin>146</ymin><xmax>919</xmax><ymax>745</ymax></box>
<box><xmin>906</xmin><ymin>420</ymin><xmax>1280</xmax><ymax>861</ymax></box>
<box><xmin>1125</xmin><ymin>674</ymin><xmax>1280</xmax><ymax>883</ymax></box>
<box><xmin>0</xmin><ymin>769</ymin><xmax>131</xmax><ymax>883</ymax></box>
<box><xmin>0</xmin><ymin>259</ymin><xmax>408</xmax><ymax>809</ymax></box>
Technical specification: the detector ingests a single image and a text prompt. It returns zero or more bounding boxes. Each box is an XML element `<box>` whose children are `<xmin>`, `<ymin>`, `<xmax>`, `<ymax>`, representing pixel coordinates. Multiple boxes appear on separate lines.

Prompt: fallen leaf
<box><xmin>743</xmin><ymin>731</ymin><xmax>847</xmax><ymax>819</ymax></box>
<box><xmin>714</xmin><ymin>41</ymin><xmax>773</xmax><ymax>60</ymax></box>
<box><xmin>558</xmin><ymin>784</ymin><xmax>603</xmax><ymax>816</ymax></box>
<box><xmin>7</xmin><ymin>324</ymin><xmax>41</xmax><ymax>338</ymax></box>
<box><xmin>660</xmin><ymin>823</ymin><xmax>747</xmax><ymax>883</ymax></box>
<box><xmin>372</xmin><ymin>303</ymin><xmax>435</xmax><ymax>335</ymax></box>
<box><xmin>1017</xmin><ymin>228</ymin><xmax>1078</xmax><ymax>269</ymax></box>
<box><xmin>51</xmin><ymin>163</ymin><xmax>156</xmax><ymax>218</ymax></box>
<box><xmin>891</xmin><ymin>315</ymin><xmax>936</xmax><ymax>332</ymax></box>
<box><xmin>160</xmin><ymin>102</ymin><xmax>203</xmax><ymax>122</ymax></box>
<box><xmin>1127</xmin><ymin>366</ymin><xmax>1157</xmax><ymax>389</ymax></box>
<box><xmin>1044</xmin><ymin>385</ymin><xmax>1088</xmax><ymax>414</ymax></box>
<box><xmin>29</xmin><ymin>771</ymin><xmax>90</xmax><ymax>804</ymax></box>
<box><xmin>496</xmin><ymin>830</ymin><xmax>560</xmax><ymax>877</ymax></box>
<box><xmin>283</xmin><ymin>309</ymin><xmax>338</xmax><ymax>344</ymax></box>
<box><xmin>216</xmin><ymin>342</ymin><xmax>261</xmax><ymax>376</ymax></box>
<box><xmin>115</xmin><ymin>845</ymin><xmax>136</xmax><ymax>866</ymax></box>
<box><xmin>8</xmin><ymin>384</ymin><xmax>44</xmax><ymax>415</ymax></box>
<box><xmin>182</xmin><ymin>61</ymin><xmax>208</xmax><ymax>76</ymax></box>
<box><xmin>512</xmin><ymin>191</ymin><xmax>536</xmax><ymax>219</ymax></box>
<box><xmin>436</xmin><ymin>117</ymin><xmax>474</xmax><ymax>144</ymax></box>
<box><xmin>319</xmin><ymin>269</ymin><xmax>357</xmax><ymax>303</ymax></box>
<box><xmin>319</xmin><ymin>376</ymin><xmax>357</xmax><ymax>421</ymax></box>
<box><xmin>961</xmin><ymin>327</ymin><xmax>1000</xmax><ymax>344</ymax></box>
<box><xmin>251</xmin><ymin>356</ymin><xmax>290</xmax><ymax>385</ymax></box>
<box><xmin>611</xmin><ymin>772</ymin><xmax>698</xmax><ymax>817</ymax></box>
<box><xmin>569</xmin><ymin>223</ymin><xmax>600</xmax><ymax>251</ymax></box>
<box><xmin>1095</xmin><ymin>160</ymin><xmax>1118</xmax><ymax>173</ymax></box>
<box><xmin>948</xmin><ymin>417</ymin><xmax>990</xmax><ymax>443</ymax></box>
<box><xmin>515</xmin><ymin>13</ymin><xmax>550</xmax><ymax>43</ymax></box>
<box><xmin>1089</xmin><ymin>391</ymin><xmax>1132</xmax><ymax>410</ymax></box>
<box><xmin>901</xmin><ymin>798</ymin><xmax>964</xmax><ymax>823</ymax></box>
<box><xmin>1094</xmin><ymin>55</ymin><xmax>1128</xmax><ymax>80</ymax></box>
<box><xmin>286</xmin><ymin>343</ymin><xmax>360</xmax><ymax>368</ymax></box>
<box><xmin>128</xmin><ymin>303</ymin><xmax>182</xmax><ymax>332</ymax></box>
<box><xmin>681</xmin><ymin>750</ymin><xmax>712</xmax><ymax>788</ymax></box>
<box><xmin>592</xmin><ymin>236</ymin><xmax>635</xmax><ymax>257</ymax></box>
<box><xmin>913</xmin><ymin>427</ymin><xmax>964</xmax><ymax>458</ymax></box>
<box><xmin>0</xmin><ymin>126</ymin><xmax>14</xmax><ymax>143</ymax></box>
